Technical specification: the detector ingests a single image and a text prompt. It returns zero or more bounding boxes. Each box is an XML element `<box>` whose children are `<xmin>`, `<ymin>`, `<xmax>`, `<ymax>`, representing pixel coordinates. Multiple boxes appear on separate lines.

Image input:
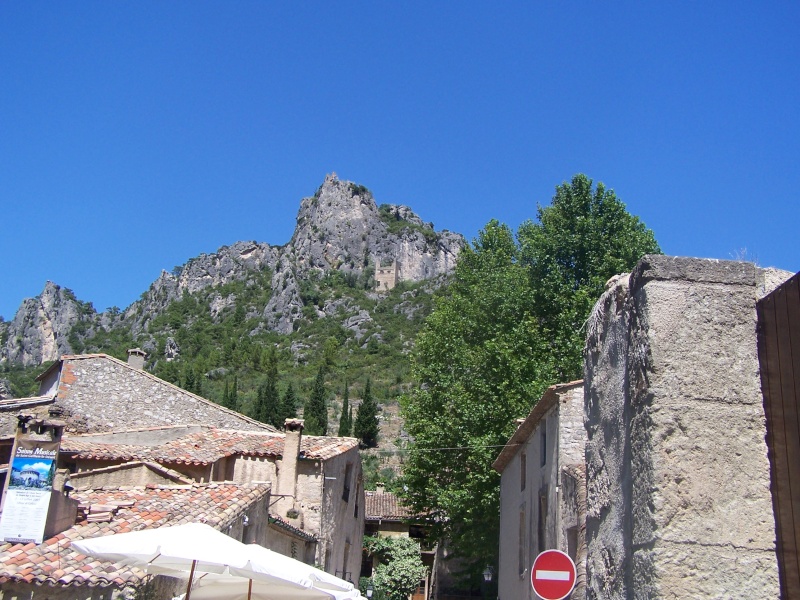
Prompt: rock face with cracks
<box><xmin>584</xmin><ymin>255</ymin><xmax>791</xmax><ymax>599</ymax></box>
<box><xmin>1</xmin><ymin>173</ymin><xmax>464</xmax><ymax>366</ymax></box>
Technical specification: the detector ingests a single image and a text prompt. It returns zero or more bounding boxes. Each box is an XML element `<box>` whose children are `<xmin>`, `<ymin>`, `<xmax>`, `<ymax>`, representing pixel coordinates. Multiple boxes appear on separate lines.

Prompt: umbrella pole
<box><xmin>185</xmin><ymin>559</ymin><xmax>197</xmax><ymax>600</ymax></box>
<box><xmin>248</xmin><ymin>578</ymin><xmax>253</xmax><ymax>600</ymax></box>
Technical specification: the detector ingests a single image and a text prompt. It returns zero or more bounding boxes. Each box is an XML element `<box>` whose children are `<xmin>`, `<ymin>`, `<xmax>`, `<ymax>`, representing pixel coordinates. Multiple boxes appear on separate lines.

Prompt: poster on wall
<box><xmin>0</xmin><ymin>438</ymin><xmax>59</xmax><ymax>544</ymax></box>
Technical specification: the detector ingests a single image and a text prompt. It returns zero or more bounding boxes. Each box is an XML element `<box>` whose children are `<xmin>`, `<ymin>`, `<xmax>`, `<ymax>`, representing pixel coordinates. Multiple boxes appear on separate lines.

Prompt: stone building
<box><xmin>583</xmin><ymin>255</ymin><xmax>791</xmax><ymax>599</ymax></box>
<box><xmin>58</xmin><ymin>420</ymin><xmax>365</xmax><ymax>581</ymax></box>
<box><xmin>0</xmin><ymin>351</ymin><xmax>274</xmax><ymax>436</ymax></box>
<box><xmin>362</xmin><ymin>488</ymin><xmax>434</xmax><ymax>600</ymax></box>
<box><xmin>0</xmin><ymin>480</ymin><xmax>271</xmax><ymax>600</ymax></box>
<box><xmin>375</xmin><ymin>260</ymin><xmax>398</xmax><ymax>292</ymax></box>
<box><xmin>493</xmin><ymin>380</ymin><xmax>586</xmax><ymax>600</ymax></box>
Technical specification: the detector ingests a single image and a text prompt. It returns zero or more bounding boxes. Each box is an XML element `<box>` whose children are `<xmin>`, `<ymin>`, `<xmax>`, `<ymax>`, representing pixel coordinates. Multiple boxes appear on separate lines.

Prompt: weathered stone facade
<box><xmin>584</xmin><ymin>255</ymin><xmax>791</xmax><ymax>599</ymax></box>
<box><xmin>494</xmin><ymin>380</ymin><xmax>586</xmax><ymax>600</ymax></box>
<box><xmin>0</xmin><ymin>353</ymin><xmax>274</xmax><ymax>436</ymax></box>
<box><xmin>58</xmin><ymin>422</ymin><xmax>364</xmax><ymax>582</ymax></box>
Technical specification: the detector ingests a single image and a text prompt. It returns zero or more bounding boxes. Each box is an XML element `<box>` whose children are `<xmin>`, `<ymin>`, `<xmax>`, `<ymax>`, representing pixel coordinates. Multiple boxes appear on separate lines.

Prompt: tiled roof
<box><xmin>364</xmin><ymin>491</ymin><xmax>413</xmax><ymax>521</ymax></box>
<box><xmin>0</xmin><ymin>482</ymin><xmax>269</xmax><ymax>588</ymax></box>
<box><xmin>39</xmin><ymin>354</ymin><xmax>276</xmax><ymax>432</ymax></box>
<box><xmin>268</xmin><ymin>514</ymin><xmax>317</xmax><ymax>541</ymax></box>
<box><xmin>62</xmin><ymin>427</ymin><xmax>359</xmax><ymax>465</ymax></box>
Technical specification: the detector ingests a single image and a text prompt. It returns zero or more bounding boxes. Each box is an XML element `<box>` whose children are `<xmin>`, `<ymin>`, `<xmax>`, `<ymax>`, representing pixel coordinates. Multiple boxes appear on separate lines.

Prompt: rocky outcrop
<box><xmin>292</xmin><ymin>174</ymin><xmax>460</xmax><ymax>280</ymax></box>
<box><xmin>2</xmin><ymin>174</ymin><xmax>465</xmax><ymax>366</ymax></box>
<box><xmin>1</xmin><ymin>282</ymin><xmax>91</xmax><ymax>367</ymax></box>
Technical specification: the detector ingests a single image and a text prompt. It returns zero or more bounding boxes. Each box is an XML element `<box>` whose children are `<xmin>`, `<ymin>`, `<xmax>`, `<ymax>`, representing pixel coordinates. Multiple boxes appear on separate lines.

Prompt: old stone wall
<box><xmin>69</xmin><ymin>462</ymin><xmax>191</xmax><ymax>490</ymax></box>
<box><xmin>319</xmin><ymin>447</ymin><xmax>365</xmax><ymax>582</ymax></box>
<box><xmin>584</xmin><ymin>256</ymin><xmax>787</xmax><ymax>599</ymax></box>
<box><xmin>54</xmin><ymin>355</ymin><xmax>271</xmax><ymax>433</ymax></box>
<box><xmin>559</xmin><ymin>384</ymin><xmax>585</xmax><ymax>466</ymax></box>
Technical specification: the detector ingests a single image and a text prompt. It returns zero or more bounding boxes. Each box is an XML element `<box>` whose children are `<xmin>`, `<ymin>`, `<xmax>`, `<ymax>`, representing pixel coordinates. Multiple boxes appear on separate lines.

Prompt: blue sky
<box><xmin>2</xmin><ymin>3</ymin><xmax>798</xmax><ymax>320</ymax></box>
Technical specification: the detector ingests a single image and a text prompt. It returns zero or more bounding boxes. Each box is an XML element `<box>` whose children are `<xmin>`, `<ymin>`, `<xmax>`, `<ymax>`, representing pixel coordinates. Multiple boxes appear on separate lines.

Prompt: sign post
<box><xmin>0</xmin><ymin>415</ymin><xmax>64</xmax><ymax>544</ymax></box>
<box><xmin>531</xmin><ymin>549</ymin><xmax>576</xmax><ymax>600</ymax></box>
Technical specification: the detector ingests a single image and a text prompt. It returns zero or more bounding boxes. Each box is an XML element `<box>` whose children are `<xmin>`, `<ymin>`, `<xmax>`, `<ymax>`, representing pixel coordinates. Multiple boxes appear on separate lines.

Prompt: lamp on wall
<box><xmin>366</xmin><ymin>582</ymin><xmax>374</xmax><ymax>599</ymax></box>
<box><xmin>482</xmin><ymin>566</ymin><xmax>493</xmax><ymax>600</ymax></box>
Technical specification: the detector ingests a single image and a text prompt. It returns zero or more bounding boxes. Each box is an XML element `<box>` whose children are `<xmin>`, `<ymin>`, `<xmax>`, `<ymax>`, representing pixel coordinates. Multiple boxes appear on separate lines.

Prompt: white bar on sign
<box><xmin>535</xmin><ymin>570</ymin><xmax>570</xmax><ymax>581</ymax></box>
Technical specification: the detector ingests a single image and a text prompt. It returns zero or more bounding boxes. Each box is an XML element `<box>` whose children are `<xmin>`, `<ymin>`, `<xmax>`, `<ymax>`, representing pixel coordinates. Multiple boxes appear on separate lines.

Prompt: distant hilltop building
<box><xmin>375</xmin><ymin>260</ymin><xmax>398</xmax><ymax>292</ymax></box>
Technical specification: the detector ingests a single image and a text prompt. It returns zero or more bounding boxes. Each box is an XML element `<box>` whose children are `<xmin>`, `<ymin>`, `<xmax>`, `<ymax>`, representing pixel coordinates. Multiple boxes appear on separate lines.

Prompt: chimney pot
<box><xmin>127</xmin><ymin>348</ymin><xmax>147</xmax><ymax>370</ymax></box>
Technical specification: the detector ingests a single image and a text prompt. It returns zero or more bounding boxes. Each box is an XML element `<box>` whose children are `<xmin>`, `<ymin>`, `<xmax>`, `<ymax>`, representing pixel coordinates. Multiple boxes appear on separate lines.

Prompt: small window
<box><xmin>538</xmin><ymin>485</ymin><xmax>549</xmax><ymax>551</ymax></box>
<box><xmin>541</xmin><ymin>426</ymin><xmax>547</xmax><ymax>467</ymax></box>
<box><xmin>343</xmin><ymin>463</ymin><xmax>353</xmax><ymax>502</ymax></box>
<box><xmin>520</xmin><ymin>452</ymin><xmax>527</xmax><ymax>491</ymax></box>
<box><xmin>518</xmin><ymin>505</ymin><xmax>527</xmax><ymax>576</ymax></box>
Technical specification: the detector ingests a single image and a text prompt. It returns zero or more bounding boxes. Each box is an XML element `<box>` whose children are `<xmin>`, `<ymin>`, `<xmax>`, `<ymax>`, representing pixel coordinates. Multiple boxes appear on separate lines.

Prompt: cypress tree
<box><xmin>338</xmin><ymin>380</ymin><xmax>352</xmax><ymax>437</ymax></box>
<box><xmin>183</xmin><ymin>365</ymin><xmax>196</xmax><ymax>395</ymax></box>
<box><xmin>231</xmin><ymin>376</ymin><xmax>239</xmax><ymax>411</ymax></box>
<box><xmin>280</xmin><ymin>382</ymin><xmax>298</xmax><ymax>425</ymax></box>
<box><xmin>304</xmin><ymin>365</ymin><xmax>328</xmax><ymax>436</ymax></box>
<box><xmin>254</xmin><ymin>348</ymin><xmax>279</xmax><ymax>426</ymax></box>
<box><xmin>222</xmin><ymin>379</ymin><xmax>230</xmax><ymax>407</ymax></box>
<box><xmin>354</xmin><ymin>378</ymin><xmax>379</xmax><ymax>448</ymax></box>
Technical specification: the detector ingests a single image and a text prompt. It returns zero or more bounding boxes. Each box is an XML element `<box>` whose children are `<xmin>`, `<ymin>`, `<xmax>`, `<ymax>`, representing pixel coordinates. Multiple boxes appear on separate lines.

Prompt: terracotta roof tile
<box><xmin>364</xmin><ymin>491</ymin><xmax>413</xmax><ymax>521</ymax></box>
<box><xmin>62</xmin><ymin>427</ymin><xmax>359</xmax><ymax>465</ymax></box>
<box><xmin>0</xmin><ymin>482</ymin><xmax>269</xmax><ymax>589</ymax></box>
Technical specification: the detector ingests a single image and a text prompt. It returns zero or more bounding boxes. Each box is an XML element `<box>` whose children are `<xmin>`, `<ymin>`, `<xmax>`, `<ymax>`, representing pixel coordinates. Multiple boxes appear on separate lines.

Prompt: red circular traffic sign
<box><xmin>531</xmin><ymin>549</ymin><xmax>576</xmax><ymax>600</ymax></box>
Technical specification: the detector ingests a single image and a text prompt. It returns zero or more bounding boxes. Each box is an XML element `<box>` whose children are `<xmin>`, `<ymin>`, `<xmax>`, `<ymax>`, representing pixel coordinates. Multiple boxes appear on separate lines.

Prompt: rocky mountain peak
<box><xmin>1</xmin><ymin>175</ymin><xmax>465</xmax><ymax>367</ymax></box>
<box><xmin>2</xmin><ymin>281</ymin><xmax>93</xmax><ymax>367</ymax></box>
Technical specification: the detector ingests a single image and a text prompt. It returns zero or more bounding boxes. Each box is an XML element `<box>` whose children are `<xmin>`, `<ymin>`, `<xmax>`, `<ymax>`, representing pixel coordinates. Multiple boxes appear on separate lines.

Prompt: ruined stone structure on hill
<box><xmin>375</xmin><ymin>260</ymin><xmax>398</xmax><ymax>292</ymax></box>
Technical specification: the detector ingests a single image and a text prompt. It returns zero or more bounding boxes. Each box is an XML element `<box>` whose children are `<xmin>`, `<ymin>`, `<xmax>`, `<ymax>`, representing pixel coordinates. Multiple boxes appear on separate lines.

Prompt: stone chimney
<box><xmin>127</xmin><ymin>348</ymin><xmax>147</xmax><ymax>370</ymax></box>
<box><xmin>277</xmin><ymin>419</ymin><xmax>304</xmax><ymax>514</ymax></box>
<box><xmin>376</xmin><ymin>483</ymin><xmax>385</xmax><ymax>493</ymax></box>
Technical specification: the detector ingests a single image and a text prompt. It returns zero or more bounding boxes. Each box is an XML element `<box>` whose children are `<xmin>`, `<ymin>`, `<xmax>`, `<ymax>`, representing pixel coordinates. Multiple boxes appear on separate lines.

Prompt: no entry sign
<box><xmin>531</xmin><ymin>549</ymin><xmax>576</xmax><ymax>600</ymax></box>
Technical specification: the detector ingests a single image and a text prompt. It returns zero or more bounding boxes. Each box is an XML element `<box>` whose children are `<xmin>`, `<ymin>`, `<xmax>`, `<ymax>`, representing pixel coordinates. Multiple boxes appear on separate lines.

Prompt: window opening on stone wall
<box><xmin>538</xmin><ymin>485</ymin><xmax>548</xmax><ymax>552</ymax></box>
<box><xmin>519</xmin><ymin>504</ymin><xmax>527</xmax><ymax>576</ymax></box>
<box><xmin>343</xmin><ymin>462</ymin><xmax>353</xmax><ymax>502</ymax></box>
<box><xmin>541</xmin><ymin>425</ymin><xmax>547</xmax><ymax>467</ymax></box>
<box><xmin>520</xmin><ymin>452</ymin><xmax>527</xmax><ymax>491</ymax></box>
<box><xmin>567</xmin><ymin>526</ymin><xmax>578</xmax><ymax>562</ymax></box>
<box><xmin>342</xmin><ymin>541</ymin><xmax>351</xmax><ymax>582</ymax></box>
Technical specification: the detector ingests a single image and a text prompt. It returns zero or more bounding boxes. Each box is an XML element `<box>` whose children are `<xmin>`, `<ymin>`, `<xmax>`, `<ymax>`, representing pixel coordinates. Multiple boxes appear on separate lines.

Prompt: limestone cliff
<box><xmin>1</xmin><ymin>174</ymin><xmax>464</xmax><ymax>366</ymax></box>
<box><xmin>1</xmin><ymin>282</ymin><xmax>91</xmax><ymax>367</ymax></box>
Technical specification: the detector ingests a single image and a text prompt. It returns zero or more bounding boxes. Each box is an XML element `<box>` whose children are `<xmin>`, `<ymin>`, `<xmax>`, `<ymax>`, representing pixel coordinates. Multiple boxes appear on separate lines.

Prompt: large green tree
<box><xmin>519</xmin><ymin>173</ymin><xmax>660</xmax><ymax>380</ymax></box>
<box><xmin>400</xmin><ymin>175</ymin><xmax>660</xmax><ymax>581</ymax></box>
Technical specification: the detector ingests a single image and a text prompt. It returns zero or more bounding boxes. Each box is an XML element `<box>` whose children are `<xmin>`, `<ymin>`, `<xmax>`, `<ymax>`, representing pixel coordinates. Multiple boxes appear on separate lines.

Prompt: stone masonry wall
<box><xmin>55</xmin><ymin>355</ymin><xmax>271</xmax><ymax>433</ymax></box>
<box><xmin>584</xmin><ymin>256</ymin><xmax>787</xmax><ymax>599</ymax></box>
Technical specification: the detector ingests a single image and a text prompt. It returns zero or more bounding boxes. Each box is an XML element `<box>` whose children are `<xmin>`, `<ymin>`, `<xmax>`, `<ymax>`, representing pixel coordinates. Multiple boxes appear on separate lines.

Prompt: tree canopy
<box><xmin>400</xmin><ymin>174</ymin><xmax>660</xmax><ymax>581</ymax></box>
<box><xmin>363</xmin><ymin>535</ymin><xmax>427</xmax><ymax>600</ymax></box>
